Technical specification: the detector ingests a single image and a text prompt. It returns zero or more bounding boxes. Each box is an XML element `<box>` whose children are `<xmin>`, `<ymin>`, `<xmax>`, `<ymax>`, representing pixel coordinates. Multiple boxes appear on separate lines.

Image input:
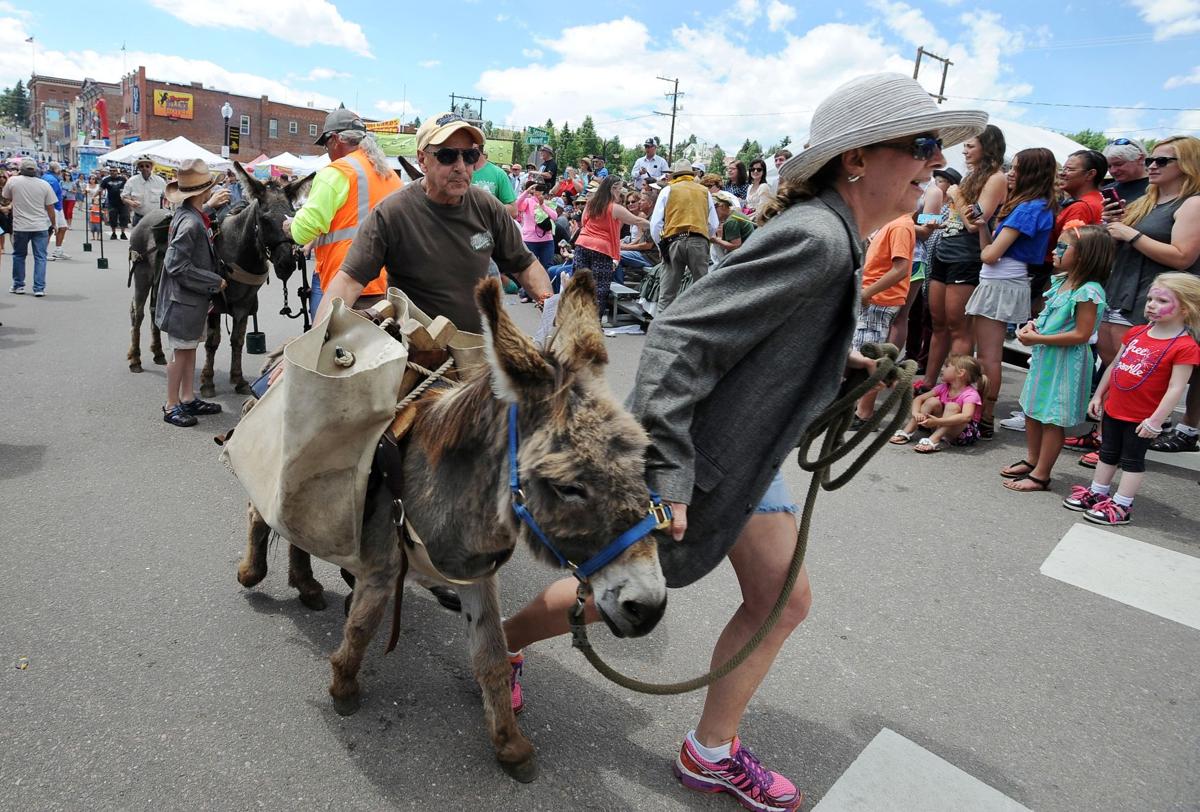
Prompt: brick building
<box><xmin>119</xmin><ymin>66</ymin><xmax>332</xmax><ymax>158</ymax></box>
<box><xmin>28</xmin><ymin>74</ymin><xmax>122</xmax><ymax>159</ymax></box>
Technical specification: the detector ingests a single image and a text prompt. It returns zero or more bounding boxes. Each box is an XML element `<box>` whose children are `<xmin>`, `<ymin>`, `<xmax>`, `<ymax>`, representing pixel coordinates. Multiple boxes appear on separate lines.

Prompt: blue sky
<box><xmin>3</xmin><ymin>0</ymin><xmax>1197</xmax><ymax>152</ymax></box>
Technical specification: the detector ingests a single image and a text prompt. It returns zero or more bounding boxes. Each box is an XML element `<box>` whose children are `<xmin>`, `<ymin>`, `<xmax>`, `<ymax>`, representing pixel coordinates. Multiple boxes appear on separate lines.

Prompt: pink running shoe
<box><xmin>1085</xmin><ymin>498</ymin><xmax>1131</xmax><ymax>526</ymax></box>
<box><xmin>509</xmin><ymin>651</ymin><xmax>525</xmax><ymax>714</ymax></box>
<box><xmin>674</xmin><ymin>735</ymin><xmax>803</xmax><ymax>811</ymax></box>
<box><xmin>1062</xmin><ymin>485</ymin><xmax>1103</xmax><ymax>512</ymax></box>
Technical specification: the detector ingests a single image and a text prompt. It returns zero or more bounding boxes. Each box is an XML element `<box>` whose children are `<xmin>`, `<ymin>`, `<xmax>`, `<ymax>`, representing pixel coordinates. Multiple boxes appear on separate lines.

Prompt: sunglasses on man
<box><xmin>426</xmin><ymin>146</ymin><xmax>482</xmax><ymax>166</ymax></box>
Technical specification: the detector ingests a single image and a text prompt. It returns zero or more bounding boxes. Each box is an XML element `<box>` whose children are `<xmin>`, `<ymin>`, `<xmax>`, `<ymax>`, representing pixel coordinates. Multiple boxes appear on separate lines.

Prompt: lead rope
<box><xmin>567</xmin><ymin>344</ymin><xmax>916</xmax><ymax>695</ymax></box>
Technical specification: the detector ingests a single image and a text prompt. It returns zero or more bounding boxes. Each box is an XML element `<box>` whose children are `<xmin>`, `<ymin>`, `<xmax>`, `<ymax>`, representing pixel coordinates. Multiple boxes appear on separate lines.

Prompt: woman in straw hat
<box><xmin>154</xmin><ymin>158</ymin><xmax>228</xmax><ymax>428</ymax></box>
<box><xmin>502</xmin><ymin>74</ymin><xmax>986</xmax><ymax>811</ymax></box>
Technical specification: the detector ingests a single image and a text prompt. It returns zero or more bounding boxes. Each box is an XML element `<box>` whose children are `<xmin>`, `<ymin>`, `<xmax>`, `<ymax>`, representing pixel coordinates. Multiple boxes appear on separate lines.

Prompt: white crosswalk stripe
<box><xmin>812</xmin><ymin>729</ymin><xmax>1030</xmax><ymax>812</ymax></box>
<box><xmin>1041</xmin><ymin>522</ymin><xmax>1200</xmax><ymax>631</ymax></box>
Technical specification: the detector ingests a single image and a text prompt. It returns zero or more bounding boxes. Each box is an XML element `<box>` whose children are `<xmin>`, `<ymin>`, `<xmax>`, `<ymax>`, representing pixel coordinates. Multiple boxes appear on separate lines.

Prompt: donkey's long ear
<box><xmin>232</xmin><ymin>161</ymin><xmax>266</xmax><ymax>200</ymax></box>
<box><xmin>286</xmin><ymin>172</ymin><xmax>315</xmax><ymax>207</ymax></box>
<box><xmin>476</xmin><ymin>276</ymin><xmax>554</xmax><ymax>402</ymax></box>
<box><xmin>552</xmin><ymin>269</ymin><xmax>608</xmax><ymax>373</ymax></box>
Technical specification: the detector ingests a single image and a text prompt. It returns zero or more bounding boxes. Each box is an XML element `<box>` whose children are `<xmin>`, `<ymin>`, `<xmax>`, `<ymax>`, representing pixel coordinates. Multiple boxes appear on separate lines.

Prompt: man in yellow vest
<box><xmin>649</xmin><ymin>159</ymin><xmax>718</xmax><ymax>315</ymax></box>
<box><xmin>285</xmin><ymin>109</ymin><xmax>403</xmax><ymax>315</ymax></box>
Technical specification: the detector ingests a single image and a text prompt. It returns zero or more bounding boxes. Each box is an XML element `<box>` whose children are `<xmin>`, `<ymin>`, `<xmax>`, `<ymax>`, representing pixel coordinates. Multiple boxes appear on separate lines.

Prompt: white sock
<box><xmin>1089</xmin><ymin>482</ymin><xmax>1110</xmax><ymax>496</ymax></box>
<box><xmin>1113</xmin><ymin>493</ymin><xmax>1134</xmax><ymax>508</ymax></box>
<box><xmin>1175</xmin><ymin>424</ymin><xmax>1198</xmax><ymax>437</ymax></box>
<box><xmin>687</xmin><ymin>730</ymin><xmax>732</xmax><ymax>762</ymax></box>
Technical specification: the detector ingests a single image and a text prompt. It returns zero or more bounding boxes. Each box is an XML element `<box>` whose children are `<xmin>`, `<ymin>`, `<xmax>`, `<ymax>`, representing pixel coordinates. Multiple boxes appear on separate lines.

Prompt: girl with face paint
<box><xmin>1065</xmin><ymin>272</ymin><xmax>1200</xmax><ymax>525</ymax></box>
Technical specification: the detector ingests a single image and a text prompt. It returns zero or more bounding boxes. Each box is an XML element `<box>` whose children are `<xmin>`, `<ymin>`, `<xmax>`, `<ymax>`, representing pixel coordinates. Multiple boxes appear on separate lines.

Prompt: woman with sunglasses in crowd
<box><xmin>1100</xmin><ymin>135</ymin><xmax>1200</xmax><ymax>455</ymax></box>
<box><xmin>921</xmin><ymin>125</ymin><xmax>1008</xmax><ymax>404</ymax></box>
<box><xmin>745</xmin><ymin>158</ymin><xmax>772</xmax><ymax>215</ymax></box>
<box><xmin>501</xmin><ymin>74</ymin><xmax>986</xmax><ymax>812</ymax></box>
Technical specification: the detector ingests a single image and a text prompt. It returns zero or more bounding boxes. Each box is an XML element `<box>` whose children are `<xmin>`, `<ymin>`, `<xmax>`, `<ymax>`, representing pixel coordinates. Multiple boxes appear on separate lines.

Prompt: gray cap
<box><xmin>315</xmin><ymin>108</ymin><xmax>366</xmax><ymax>146</ymax></box>
<box><xmin>18</xmin><ymin>157</ymin><xmax>37</xmax><ymax>175</ymax></box>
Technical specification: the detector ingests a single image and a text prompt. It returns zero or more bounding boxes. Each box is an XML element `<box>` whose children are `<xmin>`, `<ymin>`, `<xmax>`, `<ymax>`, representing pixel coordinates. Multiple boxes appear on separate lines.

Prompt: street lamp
<box><xmin>221</xmin><ymin>101</ymin><xmax>232</xmax><ymax>158</ymax></box>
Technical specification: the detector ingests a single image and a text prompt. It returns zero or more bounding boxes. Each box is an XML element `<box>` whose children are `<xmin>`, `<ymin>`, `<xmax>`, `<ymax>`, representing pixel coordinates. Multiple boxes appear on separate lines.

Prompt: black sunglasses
<box><xmin>429</xmin><ymin>146</ymin><xmax>482</xmax><ymax>166</ymax></box>
<box><xmin>1145</xmin><ymin>156</ymin><xmax>1178</xmax><ymax>168</ymax></box>
<box><xmin>879</xmin><ymin>136</ymin><xmax>943</xmax><ymax>160</ymax></box>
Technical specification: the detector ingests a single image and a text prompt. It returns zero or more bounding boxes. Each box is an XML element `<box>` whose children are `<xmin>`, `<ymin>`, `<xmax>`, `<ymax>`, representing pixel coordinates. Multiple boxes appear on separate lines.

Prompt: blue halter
<box><xmin>507</xmin><ymin>403</ymin><xmax>672</xmax><ymax>581</ymax></box>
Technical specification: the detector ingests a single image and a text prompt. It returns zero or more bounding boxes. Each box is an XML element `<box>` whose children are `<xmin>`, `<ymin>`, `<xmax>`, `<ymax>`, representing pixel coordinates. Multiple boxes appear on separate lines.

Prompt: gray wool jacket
<box><xmin>628</xmin><ymin>187</ymin><xmax>864</xmax><ymax>588</ymax></box>
<box><xmin>154</xmin><ymin>205</ymin><xmax>223</xmax><ymax>341</ymax></box>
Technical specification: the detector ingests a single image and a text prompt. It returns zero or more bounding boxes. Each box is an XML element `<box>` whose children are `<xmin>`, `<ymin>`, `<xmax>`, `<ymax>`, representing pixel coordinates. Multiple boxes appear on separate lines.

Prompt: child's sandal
<box><xmin>914</xmin><ymin>437</ymin><xmax>943</xmax><ymax>454</ymax></box>
<box><xmin>889</xmin><ymin>430</ymin><xmax>913</xmax><ymax>445</ymax></box>
<box><xmin>1000</xmin><ymin>459</ymin><xmax>1035</xmax><ymax>479</ymax></box>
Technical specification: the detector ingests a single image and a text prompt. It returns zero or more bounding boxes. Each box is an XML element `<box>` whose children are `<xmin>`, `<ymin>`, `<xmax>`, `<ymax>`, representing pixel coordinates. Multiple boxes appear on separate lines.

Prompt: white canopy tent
<box><xmin>141</xmin><ymin>136</ymin><xmax>232</xmax><ymax>170</ymax></box>
<box><xmin>98</xmin><ymin>139</ymin><xmax>167</xmax><ymax>166</ymax></box>
<box><xmin>941</xmin><ymin>118</ymin><xmax>1087</xmax><ymax>175</ymax></box>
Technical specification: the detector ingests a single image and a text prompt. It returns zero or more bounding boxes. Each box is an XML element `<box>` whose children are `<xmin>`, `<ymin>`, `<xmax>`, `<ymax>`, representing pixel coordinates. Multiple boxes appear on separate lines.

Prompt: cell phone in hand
<box><xmin>1100</xmin><ymin>187</ymin><xmax>1121</xmax><ymax>207</ymax></box>
<box><xmin>967</xmin><ymin>203</ymin><xmax>983</xmax><ymax>220</ymax></box>
<box><xmin>916</xmin><ymin>213</ymin><xmax>945</xmax><ymax>225</ymax></box>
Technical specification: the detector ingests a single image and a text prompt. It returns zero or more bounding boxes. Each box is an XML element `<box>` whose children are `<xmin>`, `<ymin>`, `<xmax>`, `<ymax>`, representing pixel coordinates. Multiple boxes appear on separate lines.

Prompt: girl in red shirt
<box><xmin>1064</xmin><ymin>272</ymin><xmax>1200</xmax><ymax>524</ymax></box>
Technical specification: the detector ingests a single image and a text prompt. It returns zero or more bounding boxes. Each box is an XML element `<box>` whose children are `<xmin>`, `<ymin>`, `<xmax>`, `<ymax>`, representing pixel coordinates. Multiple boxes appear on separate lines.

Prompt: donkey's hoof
<box><xmin>237</xmin><ymin>563</ymin><xmax>267</xmax><ymax>588</ymax></box>
<box><xmin>297</xmin><ymin>588</ymin><xmax>327</xmax><ymax>611</ymax></box>
<box><xmin>331</xmin><ymin>691</ymin><xmax>361</xmax><ymax>717</ymax></box>
<box><xmin>234</xmin><ymin>381</ymin><xmax>253</xmax><ymax>395</ymax></box>
<box><xmin>499</xmin><ymin>756</ymin><xmax>538</xmax><ymax>784</ymax></box>
<box><xmin>200</xmin><ymin>383</ymin><xmax>216</xmax><ymax>398</ymax></box>
<box><xmin>153</xmin><ymin>354</ymin><xmax>167</xmax><ymax>366</ymax></box>
<box><xmin>129</xmin><ymin>362</ymin><xmax>143</xmax><ymax>374</ymax></box>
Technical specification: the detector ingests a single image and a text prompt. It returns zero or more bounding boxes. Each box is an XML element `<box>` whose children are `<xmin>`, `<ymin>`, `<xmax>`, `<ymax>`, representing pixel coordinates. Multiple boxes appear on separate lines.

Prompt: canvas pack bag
<box><xmin>220</xmin><ymin>297</ymin><xmax>409</xmax><ymax>558</ymax></box>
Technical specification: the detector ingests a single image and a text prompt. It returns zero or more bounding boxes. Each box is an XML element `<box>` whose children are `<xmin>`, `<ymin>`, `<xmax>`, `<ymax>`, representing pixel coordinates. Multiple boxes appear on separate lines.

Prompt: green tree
<box><xmin>1064</xmin><ymin>129</ymin><xmax>1108</xmax><ymax>151</ymax></box>
<box><xmin>735</xmin><ymin>138</ymin><xmax>763</xmax><ymax>167</ymax></box>
<box><xmin>558</xmin><ymin>121</ymin><xmax>584</xmax><ymax>170</ymax></box>
<box><xmin>576</xmin><ymin>115</ymin><xmax>601</xmax><ymax>161</ymax></box>
<box><xmin>544</xmin><ymin>118</ymin><xmax>556</xmax><ymax>153</ymax></box>
<box><xmin>601</xmin><ymin>135</ymin><xmax>624</xmax><ymax>171</ymax></box>
<box><xmin>765</xmin><ymin>134</ymin><xmax>792</xmax><ymax>156</ymax></box>
<box><xmin>10</xmin><ymin>80</ymin><xmax>27</xmax><ymax>123</ymax></box>
<box><xmin>707</xmin><ymin>145</ymin><xmax>727</xmax><ymax>175</ymax></box>
<box><xmin>411</xmin><ymin>116</ymin><xmax>421</xmax><ymax>128</ymax></box>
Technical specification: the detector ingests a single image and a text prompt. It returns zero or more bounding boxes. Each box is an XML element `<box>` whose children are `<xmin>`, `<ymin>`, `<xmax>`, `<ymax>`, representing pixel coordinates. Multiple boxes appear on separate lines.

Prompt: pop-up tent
<box><xmin>942</xmin><ymin>118</ymin><xmax>1087</xmax><ymax>175</ymax></box>
<box><xmin>98</xmin><ymin>139</ymin><xmax>167</xmax><ymax>166</ymax></box>
<box><xmin>142</xmin><ymin>136</ymin><xmax>231</xmax><ymax>170</ymax></box>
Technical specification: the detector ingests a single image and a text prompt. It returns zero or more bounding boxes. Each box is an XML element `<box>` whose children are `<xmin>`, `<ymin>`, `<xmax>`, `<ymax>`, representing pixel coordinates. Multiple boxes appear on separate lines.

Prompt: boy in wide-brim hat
<box><xmin>154</xmin><ymin>159</ymin><xmax>228</xmax><ymax>427</ymax></box>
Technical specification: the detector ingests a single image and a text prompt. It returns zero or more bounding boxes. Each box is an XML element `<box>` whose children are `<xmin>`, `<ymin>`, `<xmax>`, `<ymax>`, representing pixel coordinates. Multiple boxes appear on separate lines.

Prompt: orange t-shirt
<box><xmin>861</xmin><ymin>215</ymin><xmax>915</xmax><ymax>307</ymax></box>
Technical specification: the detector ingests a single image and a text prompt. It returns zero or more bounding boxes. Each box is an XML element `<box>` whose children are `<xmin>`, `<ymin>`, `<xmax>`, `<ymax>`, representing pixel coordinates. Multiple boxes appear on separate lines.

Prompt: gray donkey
<box><xmin>236</xmin><ymin>271</ymin><xmax>668</xmax><ymax>781</ymax></box>
<box><xmin>124</xmin><ymin>164</ymin><xmax>311</xmax><ymax>388</ymax></box>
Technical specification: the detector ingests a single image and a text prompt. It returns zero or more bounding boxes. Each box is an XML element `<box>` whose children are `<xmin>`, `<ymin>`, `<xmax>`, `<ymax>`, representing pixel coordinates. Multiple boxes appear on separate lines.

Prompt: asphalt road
<box><xmin>2</xmin><ymin>223</ymin><xmax>1198</xmax><ymax>811</ymax></box>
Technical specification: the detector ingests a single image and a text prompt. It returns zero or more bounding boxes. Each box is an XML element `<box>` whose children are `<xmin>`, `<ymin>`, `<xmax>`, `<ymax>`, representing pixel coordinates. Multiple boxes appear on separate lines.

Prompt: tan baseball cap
<box><xmin>416</xmin><ymin>112</ymin><xmax>485</xmax><ymax>152</ymax></box>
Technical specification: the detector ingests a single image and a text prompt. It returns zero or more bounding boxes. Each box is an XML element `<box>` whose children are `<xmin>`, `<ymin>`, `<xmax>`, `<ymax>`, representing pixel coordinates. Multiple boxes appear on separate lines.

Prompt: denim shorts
<box><xmin>755</xmin><ymin>471</ymin><xmax>799</xmax><ymax>516</ymax></box>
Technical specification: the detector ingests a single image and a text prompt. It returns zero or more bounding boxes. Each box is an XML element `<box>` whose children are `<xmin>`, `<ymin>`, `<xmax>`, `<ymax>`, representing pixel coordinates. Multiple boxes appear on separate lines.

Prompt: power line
<box><xmin>952</xmin><ymin>96</ymin><xmax>1200</xmax><ymax>112</ymax></box>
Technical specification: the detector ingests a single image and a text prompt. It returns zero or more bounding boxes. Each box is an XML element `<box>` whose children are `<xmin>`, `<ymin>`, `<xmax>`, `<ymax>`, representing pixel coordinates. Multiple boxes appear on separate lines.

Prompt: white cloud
<box><xmin>418</xmin><ymin>59</ymin><xmax>441</xmax><ymax>69</ymax></box>
<box><xmin>0</xmin><ymin>1</ymin><xmax>31</xmax><ymax>18</ymax></box>
<box><xmin>144</xmin><ymin>0</ymin><xmax>373</xmax><ymax>57</ymax></box>
<box><xmin>496</xmin><ymin>13</ymin><xmax>509</xmax><ymax>21</ymax></box>
<box><xmin>476</xmin><ymin>15</ymin><xmax>1035</xmax><ymax>149</ymax></box>
<box><xmin>301</xmin><ymin>67</ymin><xmax>350</xmax><ymax>81</ymax></box>
<box><xmin>1126</xmin><ymin>0</ymin><xmax>1200</xmax><ymax>39</ymax></box>
<box><xmin>374</xmin><ymin>100</ymin><xmax>420</xmax><ymax>119</ymax></box>
<box><xmin>766</xmin><ymin>0</ymin><xmax>796</xmax><ymax>31</ymax></box>
<box><xmin>1165</xmin><ymin>66</ymin><xmax>1200</xmax><ymax>89</ymax></box>
<box><xmin>871</xmin><ymin>0</ymin><xmax>948</xmax><ymax>51</ymax></box>
<box><xmin>735</xmin><ymin>0</ymin><xmax>760</xmax><ymax>20</ymax></box>
<box><xmin>0</xmin><ymin>20</ymin><xmax>340</xmax><ymax>110</ymax></box>
<box><xmin>1106</xmin><ymin>103</ymin><xmax>1147</xmax><ymax>135</ymax></box>
<box><xmin>521</xmin><ymin>48</ymin><xmax>544</xmax><ymax>59</ymax></box>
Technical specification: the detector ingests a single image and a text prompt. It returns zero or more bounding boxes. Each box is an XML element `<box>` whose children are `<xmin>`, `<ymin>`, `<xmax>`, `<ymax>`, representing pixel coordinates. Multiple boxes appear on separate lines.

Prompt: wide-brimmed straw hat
<box><xmin>165</xmin><ymin>158</ymin><xmax>217</xmax><ymax>204</ymax></box>
<box><xmin>779</xmin><ymin>73</ymin><xmax>988</xmax><ymax>185</ymax></box>
<box><xmin>669</xmin><ymin>159</ymin><xmax>695</xmax><ymax>177</ymax></box>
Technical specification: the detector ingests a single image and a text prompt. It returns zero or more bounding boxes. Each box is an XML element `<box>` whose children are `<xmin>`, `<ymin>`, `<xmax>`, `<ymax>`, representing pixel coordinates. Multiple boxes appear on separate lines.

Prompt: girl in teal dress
<box><xmin>1001</xmin><ymin>222</ymin><xmax>1115</xmax><ymax>491</ymax></box>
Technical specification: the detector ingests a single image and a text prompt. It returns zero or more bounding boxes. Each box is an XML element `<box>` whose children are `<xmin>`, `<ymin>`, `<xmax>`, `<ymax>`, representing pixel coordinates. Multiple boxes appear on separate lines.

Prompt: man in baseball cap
<box><xmin>308</xmin><ymin>111</ymin><xmax>550</xmax><ymax>335</ymax></box>
<box><xmin>632</xmin><ymin>137</ymin><xmax>668</xmax><ymax>190</ymax></box>
<box><xmin>314</xmin><ymin>108</ymin><xmax>367</xmax><ymax>146</ymax></box>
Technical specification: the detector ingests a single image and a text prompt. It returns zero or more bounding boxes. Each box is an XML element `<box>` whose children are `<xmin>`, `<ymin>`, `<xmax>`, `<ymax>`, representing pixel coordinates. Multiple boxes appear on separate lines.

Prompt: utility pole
<box><xmin>656</xmin><ymin>76</ymin><xmax>682</xmax><ymax>162</ymax></box>
<box><xmin>912</xmin><ymin>46</ymin><xmax>952</xmax><ymax>104</ymax></box>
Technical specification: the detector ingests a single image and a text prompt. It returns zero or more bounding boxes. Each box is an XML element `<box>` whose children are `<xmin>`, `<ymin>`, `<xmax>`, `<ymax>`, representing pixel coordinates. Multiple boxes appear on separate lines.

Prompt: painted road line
<box><xmin>1041</xmin><ymin>522</ymin><xmax>1200</xmax><ymax>631</ymax></box>
<box><xmin>813</xmin><ymin>728</ymin><xmax>1030</xmax><ymax>812</ymax></box>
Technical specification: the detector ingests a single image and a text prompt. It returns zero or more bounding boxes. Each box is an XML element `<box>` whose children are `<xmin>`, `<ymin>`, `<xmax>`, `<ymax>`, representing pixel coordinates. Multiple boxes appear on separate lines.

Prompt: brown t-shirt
<box><xmin>340</xmin><ymin>182</ymin><xmax>534</xmax><ymax>333</ymax></box>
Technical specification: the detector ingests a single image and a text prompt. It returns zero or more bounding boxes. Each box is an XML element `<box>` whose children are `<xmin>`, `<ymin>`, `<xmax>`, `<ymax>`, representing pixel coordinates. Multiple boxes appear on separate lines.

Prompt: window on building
<box><xmin>269</xmin><ymin>119</ymin><xmax>278</xmax><ymax>139</ymax></box>
<box><xmin>288</xmin><ymin>120</ymin><xmax>298</xmax><ymax>135</ymax></box>
<box><xmin>309</xmin><ymin>123</ymin><xmax>319</xmax><ymax>137</ymax></box>
<box><xmin>239</xmin><ymin>115</ymin><xmax>250</xmax><ymax>135</ymax></box>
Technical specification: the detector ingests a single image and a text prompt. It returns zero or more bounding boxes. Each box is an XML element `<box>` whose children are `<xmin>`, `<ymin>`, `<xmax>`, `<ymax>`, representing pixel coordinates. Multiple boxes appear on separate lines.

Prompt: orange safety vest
<box><xmin>314</xmin><ymin>149</ymin><xmax>403</xmax><ymax>297</ymax></box>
